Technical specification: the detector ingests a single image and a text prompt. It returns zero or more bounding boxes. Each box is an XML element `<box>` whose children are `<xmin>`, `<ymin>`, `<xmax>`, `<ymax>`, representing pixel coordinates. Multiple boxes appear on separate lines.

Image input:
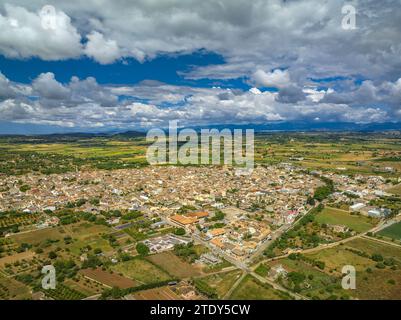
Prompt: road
<box><xmin>166</xmin><ymin>208</ymin><xmax>400</xmax><ymax>300</ymax></box>
<box><xmin>254</xmin><ymin>213</ymin><xmax>401</xmax><ymax>266</ymax></box>
<box><xmin>247</xmin><ymin>207</ymin><xmax>314</xmax><ymax>264</ymax></box>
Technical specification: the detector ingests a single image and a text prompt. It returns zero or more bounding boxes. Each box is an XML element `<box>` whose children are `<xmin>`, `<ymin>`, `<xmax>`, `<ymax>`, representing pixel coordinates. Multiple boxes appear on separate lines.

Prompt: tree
<box><xmin>136</xmin><ymin>243</ymin><xmax>150</xmax><ymax>256</ymax></box>
<box><xmin>174</xmin><ymin>228</ymin><xmax>186</xmax><ymax>236</ymax></box>
<box><xmin>48</xmin><ymin>251</ymin><xmax>57</xmax><ymax>259</ymax></box>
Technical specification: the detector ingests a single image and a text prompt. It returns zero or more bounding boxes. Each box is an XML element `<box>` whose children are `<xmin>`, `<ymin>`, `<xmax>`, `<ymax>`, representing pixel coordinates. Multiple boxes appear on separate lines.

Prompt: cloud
<box><xmin>1</xmin><ymin>0</ymin><xmax>399</xmax><ymax>82</ymax></box>
<box><xmin>1</xmin><ymin>74</ymin><xmax>395</xmax><ymax>129</ymax></box>
<box><xmin>32</xmin><ymin>72</ymin><xmax>70</xmax><ymax>100</ymax></box>
<box><xmin>251</xmin><ymin>69</ymin><xmax>291</xmax><ymax>88</ymax></box>
<box><xmin>0</xmin><ymin>72</ymin><xmax>17</xmax><ymax>100</ymax></box>
<box><xmin>0</xmin><ymin>4</ymin><xmax>82</xmax><ymax>60</ymax></box>
<box><xmin>84</xmin><ymin>31</ymin><xmax>121</xmax><ymax>64</ymax></box>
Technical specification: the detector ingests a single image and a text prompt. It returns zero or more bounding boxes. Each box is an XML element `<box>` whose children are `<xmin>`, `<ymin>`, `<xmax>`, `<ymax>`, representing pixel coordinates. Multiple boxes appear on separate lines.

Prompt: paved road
<box><xmin>254</xmin><ymin>214</ymin><xmax>401</xmax><ymax>267</ymax></box>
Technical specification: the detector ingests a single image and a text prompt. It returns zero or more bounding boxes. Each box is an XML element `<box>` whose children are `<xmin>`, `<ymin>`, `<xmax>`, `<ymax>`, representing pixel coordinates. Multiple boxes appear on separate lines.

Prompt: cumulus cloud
<box><xmin>0</xmin><ymin>72</ymin><xmax>17</xmax><ymax>100</ymax></box>
<box><xmin>0</xmin><ymin>4</ymin><xmax>82</xmax><ymax>60</ymax></box>
<box><xmin>0</xmin><ymin>1</ymin><xmax>400</xmax><ymax>129</ymax></box>
<box><xmin>32</xmin><ymin>72</ymin><xmax>70</xmax><ymax>100</ymax></box>
<box><xmin>1</xmin><ymin>0</ymin><xmax>400</xmax><ymax>82</ymax></box>
<box><xmin>0</xmin><ymin>74</ymin><xmax>397</xmax><ymax>129</ymax></box>
<box><xmin>251</xmin><ymin>69</ymin><xmax>291</xmax><ymax>88</ymax></box>
<box><xmin>84</xmin><ymin>31</ymin><xmax>121</xmax><ymax>64</ymax></box>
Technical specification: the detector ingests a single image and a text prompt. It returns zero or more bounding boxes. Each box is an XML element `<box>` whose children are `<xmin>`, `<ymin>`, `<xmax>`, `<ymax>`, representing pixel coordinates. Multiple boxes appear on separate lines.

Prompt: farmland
<box><xmin>378</xmin><ymin>221</ymin><xmax>401</xmax><ymax>240</ymax></box>
<box><xmin>229</xmin><ymin>275</ymin><xmax>291</xmax><ymax>300</ymax></box>
<box><xmin>387</xmin><ymin>184</ymin><xmax>401</xmax><ymax>196</ymax></box>
<box><xmin>146</xmin><ymin>251</ymin><xmax>202</xmax><ymax>278</ymax></box>
<box><xmin>196</xmin><ymin>270</ymin><xmax>242</xmax><ymax>298</ymax></box>
<box><xmin>315</xmin><ymin>207</ymin><xmax>375</xmax><ymax>233</ymax></box>
<box><xmin>111</xmin><ymin>258</ymin><xmax>171</xmax><ymax>284</ymax></box>
<box><xmin>302</xmin><ymin>237</ymin><xmax>401</xmax><ymax>299</ymax></box>
<box><xmin>80</xmin><ymin>268</ymin><xmax>137</xmax><ymax>289</ymax></box>
<box><xmin>1</xmin><ymin>132</ymin><xmax>401</xmax><ymax>176</ymax></box>
<box><xmin>133</xmin><ymin>286</ymin><xmax>181</xmax><ymax>300</ymax></box>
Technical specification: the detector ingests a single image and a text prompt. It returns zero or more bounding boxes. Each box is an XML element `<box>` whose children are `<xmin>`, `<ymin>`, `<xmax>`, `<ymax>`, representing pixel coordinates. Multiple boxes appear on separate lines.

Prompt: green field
<box><xmin>111</xmin><ymin>258</ymin><xmax>171</xmax><ymax>284</ymax></box>
<box><xmin>315</xmin><ymin>207</ymin><xmax>375</xmax><ymax>233</ymax></box>
<box><xmin>303</xmin><ymin>237</ymin><xmax>401</xmax><ymax>299</ymax></box>
<box><xmin>197</xmin><ymin>270</ymin><xmax>242</xmax><ymax>298</ymax></box>
<box><xmin>229</xmin><ymin>275</ymin><xmax>291</xmax><ymax>300</ymax></box>
<box><xmin>378</xmin><ymin>222</ymin><xmax>401</xmax><ymax>240</ymax></box>
<box><xmin>1</xmin><ymin>132</ymin><xmax>401</xmax><ymax>176</ymax></box>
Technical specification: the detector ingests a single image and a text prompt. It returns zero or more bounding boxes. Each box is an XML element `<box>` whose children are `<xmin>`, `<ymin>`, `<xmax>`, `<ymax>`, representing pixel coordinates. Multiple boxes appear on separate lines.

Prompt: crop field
<box><xmin>346</xmin><ymin>237</ymin><xmax>401</xmax><ymax>264</ymax></box>
<box><xmin>315</xmin><ymin>207</ymin><xmax>375</xmax><ymax>233</ymax></box>
<box><xmin>11</xmin><ymin>227</ymin><xmax>66</xmax><ymax>245</ymax></box>
<box><xmin>0</xmin><ymin>274</ymin><xmax>31</xmax><ymax>299</ymax></box>
<box><xmin>387</xmin><ymin>184</ymin><xmax>401</xmax><ymax>196</ymax></box>
<box><xmin>378</xmin><ymin>222</ymin><xmax>401</xmax><ymax>240</ymax></box>
<box><xmin>303</xmin><ymin>238</ymin><xmax>401</xmax><ymax>299</ymax></box>
<box><xmin>64</xmin><ymin>223</ymin><xmax>113</xmax><ymax>255</ymax></box>
<box><xmin>229</xmin><ymin>275</ymin><xmax>291</xmax><ymax>300</ymax></box>
<box><xmin>305</xmin><ymin>246</ymin><xmax>375</xmax><ymax>274</ymax></box>
<box><xmin>267</xmin><ymin>257</ymin><xmax>353</xmax><ymax>300</ymax></box>
<box><xmin>197</xmin><ymin>270</ymin><xmax>242</xmax><ymax>298</ymax></box>
<box><xmin>80</xmin><ymin>268</ymin><xmax>137</xmax><ymax>289</ymax></box>
<box><xmin>133</xmin><ymin>286</ymin><xmax>181</xmax><ymax>300</ymax></box>
<box><xmin>0</xmin><ymin>250</ymin><xmax>35</xmax><ymax>267</ymax></box>
<box><xmin>0</xmin><ymin>213</ymin><xmax>40</xmax><ymax>229</ymax></box>
<box><xmin>146</xmin><ymin>251</ymin><xmax>202</xmax><ymax>278</ymax></box>
<box><xmin>111</xmin><ymin>258</ymin><xmax>171</xmax><ymax>284</ymax></box>
<box><xmin>1</xmin><ymin>132</ymin><xmax>400</xmax><ymax>176</ymax></box>
<box><xmin>64</xmin><ymin>275</ymin><xmax>104</xmax><ymax>296</ymax></box>
<box><xmin>351</xmin><ymin>268</ymin><xmax>401</xmax><ymax>300</ymax></box>
<box><xmin>45</xmin><ymin>283</ymin><xmax>87</xmax><ymax>300</ymax></box>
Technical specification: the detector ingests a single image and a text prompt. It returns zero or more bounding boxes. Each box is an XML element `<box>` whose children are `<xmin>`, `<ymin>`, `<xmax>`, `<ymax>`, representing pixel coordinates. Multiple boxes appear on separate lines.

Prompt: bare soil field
<box><xmin>79</xmin><ymin>268</ymin><xmax>137</xmax><ymax>289</ymax></box>
<box><xmin>0</xmin><ymin>250</ymin><xmax>35</xmax><ymax>267</ymax></box>
<box><xmin>133</xmin><ymin>286</ymin><xmax>181</xmax><ymax>300</ymax></box>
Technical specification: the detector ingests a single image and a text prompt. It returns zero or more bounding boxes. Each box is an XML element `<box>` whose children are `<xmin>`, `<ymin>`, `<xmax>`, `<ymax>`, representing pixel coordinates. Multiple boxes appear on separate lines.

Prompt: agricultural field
<box><xmin>44</xmin><ymin>283</ymin><xmax>87</xmax><ymax>300</ymax></box>
<box><xmin>378</xmin><ymin>221</ymin><xmax>401</xmax><ymax>241</ymax></box>
<box><xmin>387</xmin><ymin>184</ymin><xmax>401</xmax><ymax>196</ymax></box>
<box><xmin>10</xmin><ymin>227</ymin><xmax>66</xmax><ymax>246</ymax></box>
<box><xmin>315</xmin><ymin>207</ymin><xmax>375</xmax><ymax>233</ymax></box>
<box><xmin>133</xmin><ymin>286</ymin><xmax>181</xmax><ymax>300</ymax></box>
<box><xmin>266</xmin><ymin>257</ymin><xmax>352</xmax><ymax>300</ymax></box>
<box><xmin>0</xmin><ymin>273</ymin><xmax>31</xmax><ymax>299</ymax></box>
<box><xmin>80</xmin><ymin>268</ymin><xmax>137</xmax><ymax>289</ymax></box>
<box><xmin>1</xmin><ymin>132</ymin><xmax>401</xmax><ymax>176</ymax></box>
<box><xmin>63</xmin><ymin>222</ymin><xmax>113</xmax><ymax>256</ymax></box>
<box><xmin>111</xmin><ymin>258</ymin><xmax>171</xmax><ymax>285</ymax></box>
<box><xmin>229</xmin><ymin>275</ymin><xmax>291</xmax><ymax>300</ymax></box>
<box><xmin>64</xmin><ymin>274</ymin><xmax>104</xmax><ymax>296</ymax></box>
<box><xmin>196</xmin><ymin>270</ymin><xmax>242</xmax><ymax>299</ymax></box>
<box><xmin>302</xmin><ymin>237</ymin><xmax>401</xmax><ymax>299</ymax></box>
<box><xmin>146</xmin><ymin>251</ymin><xmax>202</xmax><ymax>278</ymax></box>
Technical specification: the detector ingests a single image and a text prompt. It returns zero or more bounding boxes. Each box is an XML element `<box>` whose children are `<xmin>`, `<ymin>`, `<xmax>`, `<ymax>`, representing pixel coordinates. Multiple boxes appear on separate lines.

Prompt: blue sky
<box><xmin>0</xmin><ymin>1</ymin><xmax>400</xmax><ymax>134</ymax></box>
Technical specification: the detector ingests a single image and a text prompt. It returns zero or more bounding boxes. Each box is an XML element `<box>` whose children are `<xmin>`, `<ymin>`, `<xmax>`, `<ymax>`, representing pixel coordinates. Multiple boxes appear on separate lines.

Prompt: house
<box><xmin>368</xmin><ymin>208</ymin><xmax>391</xmax><ymax>218</ymax></box>
<box><xmin>187</xmin><ymin>211</ymin><xmax>209</xmax><ymax>219</ymax></box>
<box><xmin>170</xmin><ymin>215</ymin><xmax>198</xmax><ymax>227</ymax></box>
<box><xmin>207</xmin><ymin>228</ymin><xmax>226</xmax><ymax>238</ymax></box>
<box><xmin>210</xmin><ymin>237</ymin><xmax>225</xmax><ymax>249</ymax></box>
<box><xmin>350</xmin><ymin>203</ymin><xmax>366</xmax><ymax>212</ymax></box>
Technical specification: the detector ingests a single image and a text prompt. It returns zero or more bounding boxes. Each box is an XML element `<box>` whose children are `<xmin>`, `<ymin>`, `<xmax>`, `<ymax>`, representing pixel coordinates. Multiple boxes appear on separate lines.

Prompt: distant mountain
<box><xmin>113</xmin><ymin>130</ymin><xmax>146</xmax><ymax>138</ymax></box>
<box><xmin>183</xmin><ymin>121</ymin><xmax>401</xmax><ymax>132</ymax></box>
<box><xmin>1</xmin><ymin>121</ymin><xmax>401</xmax><ymax>136</ymax></box>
